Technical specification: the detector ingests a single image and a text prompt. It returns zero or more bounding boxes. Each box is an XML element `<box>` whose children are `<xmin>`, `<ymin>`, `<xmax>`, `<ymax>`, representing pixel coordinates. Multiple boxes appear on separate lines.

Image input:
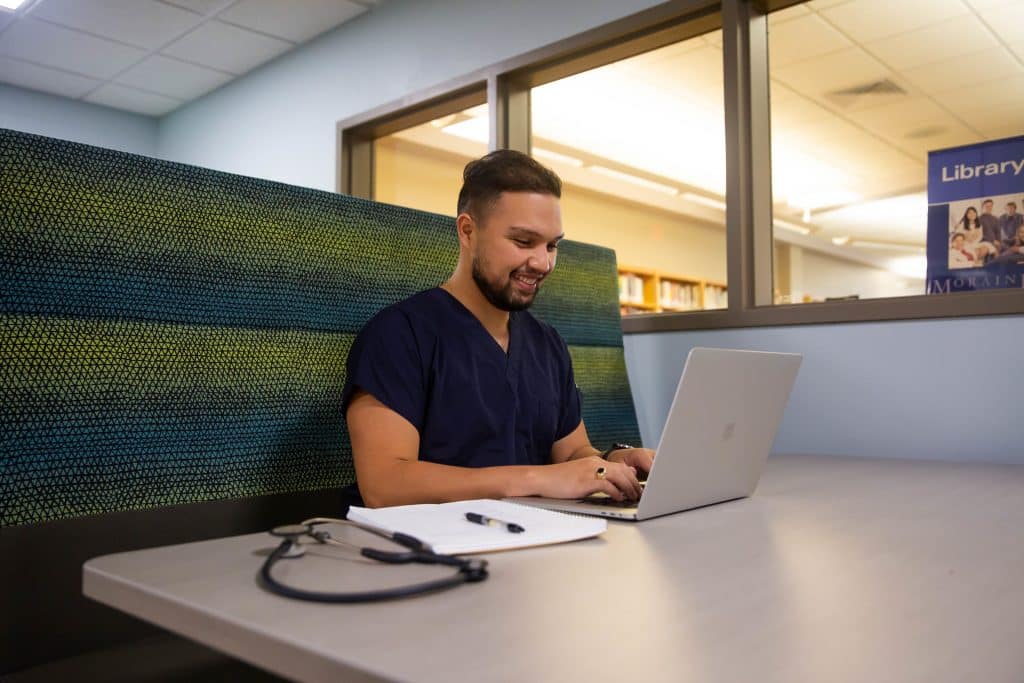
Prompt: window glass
<box><xmin>373</xmin><ymin>104</ymin><xmax>488</xmax><ymax>215</ymax></box>
<box><xmin>531</xmin><ymin>30</ymin><xmax>729</xmax><ymax>315</ymax></box>
<box><xmin>767</xmin><ymin>0</ymin><xmax>1024</xmax><ymax>303</ymax></box>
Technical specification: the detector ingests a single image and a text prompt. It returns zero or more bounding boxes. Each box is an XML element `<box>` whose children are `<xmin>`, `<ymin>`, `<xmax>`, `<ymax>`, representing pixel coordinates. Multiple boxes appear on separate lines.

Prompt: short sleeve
<box><xmin>554</xmin><ymin>335</ymin><xmax>582</xmax><ymax>440</ymax></box>
<box><xmin>341</xmin><ymin>308</ymin><xmax>427</xmax><ymax>432</ymax></box>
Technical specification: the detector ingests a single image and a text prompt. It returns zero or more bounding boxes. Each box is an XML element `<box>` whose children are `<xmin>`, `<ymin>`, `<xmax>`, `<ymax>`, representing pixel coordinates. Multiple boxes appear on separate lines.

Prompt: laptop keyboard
<box><xmin>581</xmin><ymin>481</ymin><xmax>645</xmax><ymax>507</ymax></box>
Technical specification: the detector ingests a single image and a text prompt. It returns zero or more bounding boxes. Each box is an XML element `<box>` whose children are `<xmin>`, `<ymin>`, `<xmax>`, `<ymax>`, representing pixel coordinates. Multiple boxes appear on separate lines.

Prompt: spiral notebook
<box><xmin>346</xmin><ymin>499</ymin><xmax>606</xmax><ymax>554</ymax></box>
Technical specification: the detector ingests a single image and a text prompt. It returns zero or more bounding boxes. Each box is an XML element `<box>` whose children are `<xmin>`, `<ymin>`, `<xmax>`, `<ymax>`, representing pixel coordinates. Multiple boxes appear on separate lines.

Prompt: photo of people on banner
<box><xmin>927</xmin><ymin>135</ymin><xmax>1024</xmax><ymax>294</ymax></box>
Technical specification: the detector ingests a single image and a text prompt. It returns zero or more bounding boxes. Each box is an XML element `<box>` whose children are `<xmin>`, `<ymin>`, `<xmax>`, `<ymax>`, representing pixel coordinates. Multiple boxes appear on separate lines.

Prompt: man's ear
<box><xmin>456</xmin><ymin>213</ymin><xmax>475</xmax><ymax>248</ymax></box>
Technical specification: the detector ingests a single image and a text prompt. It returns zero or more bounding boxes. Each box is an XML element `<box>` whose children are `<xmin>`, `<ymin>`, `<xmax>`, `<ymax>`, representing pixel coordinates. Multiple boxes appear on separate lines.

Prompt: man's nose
<box><xmin>528</xmin><ymin>247</ymin><xmax>553</xmax><ymax>273</ymax></box>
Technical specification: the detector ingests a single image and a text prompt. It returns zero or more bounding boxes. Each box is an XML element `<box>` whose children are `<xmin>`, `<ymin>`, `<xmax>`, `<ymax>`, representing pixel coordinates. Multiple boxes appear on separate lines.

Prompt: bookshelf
<box><xmin>618</xmin><ymin>266</ymin><xmax>727</xmax><ymax>315</ymax></box>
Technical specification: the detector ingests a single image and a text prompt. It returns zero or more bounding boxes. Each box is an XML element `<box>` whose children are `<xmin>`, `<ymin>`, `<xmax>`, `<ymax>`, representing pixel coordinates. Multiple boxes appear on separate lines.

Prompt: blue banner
<box><xmin>926</xmin><ymin>135</ymin><xmax>1024</xmax><ymax>294</ymax></box>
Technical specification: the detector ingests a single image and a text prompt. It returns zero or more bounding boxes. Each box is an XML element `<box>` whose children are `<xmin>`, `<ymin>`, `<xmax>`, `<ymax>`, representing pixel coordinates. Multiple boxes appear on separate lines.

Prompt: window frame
<box><xmin>337</xmin><ymin>0</ymin><xmax>1024</xmax><ymax>333</ymax></box>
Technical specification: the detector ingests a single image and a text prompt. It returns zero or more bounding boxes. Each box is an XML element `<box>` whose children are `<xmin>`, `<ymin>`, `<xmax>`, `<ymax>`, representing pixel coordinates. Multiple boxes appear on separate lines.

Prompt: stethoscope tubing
<box><xmin>258</xmin><ymin>520</ymin><xmax>488</xmax><ymax>603</ymax></box>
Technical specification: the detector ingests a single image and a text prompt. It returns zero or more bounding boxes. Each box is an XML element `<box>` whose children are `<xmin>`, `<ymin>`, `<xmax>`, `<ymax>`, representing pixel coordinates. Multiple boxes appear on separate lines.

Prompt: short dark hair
<box><xmin>982</xmin><ymin>198</ymin><xmax>993</xmax><ymax>205</ymax></box>
<box><xmin>457</xmin><ymin>150</ymin><xmax>561</xmax><ymax>220</ymax></box>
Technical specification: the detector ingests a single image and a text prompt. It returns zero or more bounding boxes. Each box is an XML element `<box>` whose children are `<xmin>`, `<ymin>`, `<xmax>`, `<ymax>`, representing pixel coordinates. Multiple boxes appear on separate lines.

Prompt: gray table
<box><xmin>84</xmin><ymin>454</ymin><xmax>1024</xmax><ymax>683</ymax></box>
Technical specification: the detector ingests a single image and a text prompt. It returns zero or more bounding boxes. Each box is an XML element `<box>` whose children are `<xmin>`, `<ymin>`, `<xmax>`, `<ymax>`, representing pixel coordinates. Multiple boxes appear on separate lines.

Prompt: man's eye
<box><xmin>547</xmin><ymin>243</ymin><xmax>560</xmax><ymax>252</ymax></box>
<box><xmin>514</xmin><ymin>239</ymin><xmax>531</xmax><ymax>246</ymax></box>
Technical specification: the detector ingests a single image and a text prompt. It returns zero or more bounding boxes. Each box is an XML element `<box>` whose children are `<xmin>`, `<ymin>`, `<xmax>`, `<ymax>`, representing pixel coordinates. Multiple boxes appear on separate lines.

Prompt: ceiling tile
<box><xmin>984</xmin><ymin>126</ymin><xmax>1024</xmax><ymax>142</ymax></box>
<box><xmin>902</xmin><ymin>47</ymin><xmax>1024</xmax><ymax>95</ymax></box>
<box><xmin>1010</xmin><ymin>40</ymin><xmax>1024</xmax><ymax>62</ymax></box>
<box><xmin>768</xmin><ymin>13</ymin><xmax>853</xmax><ymax>68</ymax></box>
<box><xmin>218</xmin><ymin>0</ymin><xmax>366</xmax><ymax>44</ymax></box>
<box><xmin>0</xmin><ymin>55</ymin><xmax>101</xmax><ymax>98</ymax></box>
<box><xmin>865</xmin><ymin>15</ymin><xmax>997</xmax><ymax>71</ymax></box>
<box><xmin>806</xmin><ymin>0</ymin><xmax>855</xmax><ymax>8</ymax></box>
<box><xmin>938</xmin><ymin>75</ymin><xmax>1024</xmax><ymax>133</ymax></box>
<box><xmin>768</xmin><ymin>4</ymin><xmax>810</xmax><ymax>25</ymax></box>
<box><xmin>161</xmin><ymin>20</ymin><xmax>291</xmax><ymax>74</ymax></box>
<box><xmin>964</xmin><ymin>0</ymin><xmax>1020</xmax><ymax>9</ymax></box>
<box><xmin>31</xmin><ymin>0</ymin><xmax>200</xmax><ymax>49</ymax></box>
<box><xmin>769</xmin><ymin>83</ymin><xmax>835</xmax><ymax>128</ymax></box>
<box><xmin>901</xmin><ymin>124</ymin><xmax>983</xmax><ymax>160</ymax></box>
<box><xmin>845</xmin><ymin>97</ymin><xmax>951</xmax><ymax>136</ymax></box>
<box><xmin>979</xmin><ymin>2</ymin><xmax>1024</xmax><ymax>44</ymax></box>
<box><xmin>0</xmin><ymin>17</ymin><xmax>146</xmax><ymax>79</ymax></box>
<box><xmin>160</xmin><ymin>0</ymin><xmax>235</xmax><ymax>15</ymax></box>
<box><xmin>819</xmin><ymin>0</ymin><xmax>969</xmax><ymax>43</ymax></box>
<box><xmin>84</xmin><ymin>82</ymin><xmax>182</xmax><ymax>116</ymax></box>
<box><xmin>772</xmin><ymin>47</ymin><xmax>896</xmax><ymax>104</ymax></box>
<box><xmin>115</xmin><ymin>54</ymin><xmax>231</xmax><ymax>99</ymax></box>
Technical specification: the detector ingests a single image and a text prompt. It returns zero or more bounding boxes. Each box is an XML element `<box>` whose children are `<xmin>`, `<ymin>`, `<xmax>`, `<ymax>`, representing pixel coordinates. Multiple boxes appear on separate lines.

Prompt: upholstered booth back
<box><xmin>0</xmin><ymin>128</ymin><xmax>641</xmax><ymax>672</ymax></box>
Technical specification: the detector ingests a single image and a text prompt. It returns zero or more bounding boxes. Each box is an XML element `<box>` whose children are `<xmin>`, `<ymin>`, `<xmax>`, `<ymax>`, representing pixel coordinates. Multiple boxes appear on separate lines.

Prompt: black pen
<box><xmin>465</xmin><ymin>512</ymin><xmax>525</xmax><ymax>533</ymax></box>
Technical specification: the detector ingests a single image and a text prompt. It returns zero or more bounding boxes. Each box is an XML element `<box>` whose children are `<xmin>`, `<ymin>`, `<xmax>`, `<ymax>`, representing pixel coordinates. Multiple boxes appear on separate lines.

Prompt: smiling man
<box><xmin>341</xmin><ymin>150</ymin><xmax>653</xmax><ymax>508</ymax></box>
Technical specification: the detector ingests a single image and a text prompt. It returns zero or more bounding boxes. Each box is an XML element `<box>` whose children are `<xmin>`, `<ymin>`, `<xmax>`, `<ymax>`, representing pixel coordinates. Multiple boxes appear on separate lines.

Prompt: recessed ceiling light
<box><xmin>0</xmin><ymin>0</ymin><xmax>30</xmax><ymax>10</ymax></box>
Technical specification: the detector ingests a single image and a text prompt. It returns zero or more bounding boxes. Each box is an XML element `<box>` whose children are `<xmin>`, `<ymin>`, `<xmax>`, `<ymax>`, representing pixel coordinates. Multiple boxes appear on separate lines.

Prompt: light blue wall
<box><xmin>624</xmin><ymin>315</ymin><xmax>1024</xmax><ymax>465</ymax></box>
<box><xmin>157</xmin><ymin>0</ymin><xmax>668</xmax><ymax>191</ymax></box>
<box><xmin>0</xmin><ymin>84</ymin><xmax>158</xmax><ymax>157</ymax></box>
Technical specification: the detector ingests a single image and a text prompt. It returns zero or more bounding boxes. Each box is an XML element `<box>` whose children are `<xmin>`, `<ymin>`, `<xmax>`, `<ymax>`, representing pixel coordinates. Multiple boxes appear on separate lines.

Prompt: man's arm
<box><xmin>346</xmin><ymin>390</ymin><xmax>642</xmax><ymax>507</ymax></box>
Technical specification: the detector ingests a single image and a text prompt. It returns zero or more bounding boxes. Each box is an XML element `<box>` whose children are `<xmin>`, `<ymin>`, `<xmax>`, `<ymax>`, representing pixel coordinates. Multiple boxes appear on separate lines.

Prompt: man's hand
<box><xmin>606</xmin><ymin>447</ymin><xmax>655</xmax><ymax>479</ymax></box>
<box><xmin>534</xmin><ymin>456</ymin><xmax>643</xmax><ymax>501</ymax></box>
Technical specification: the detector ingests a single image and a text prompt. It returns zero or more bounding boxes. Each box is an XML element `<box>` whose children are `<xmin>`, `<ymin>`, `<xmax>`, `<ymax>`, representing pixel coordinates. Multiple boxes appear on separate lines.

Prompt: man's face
<box><xmin>1007</xmin><ymin>204</ymin><xmax>1017</xmax><ymax>216</ymax></box>
<box><xmin>1018</xmin><ymin>226</ymin><xmax>1024</xmax><ymax>242</ymax></box>
<box><xmin>469</xmin><ymin>192</ymin><xmax>563</xmax><ymax>312</ymax></box>
<box><xmin>982</xmin><ymin>202</ymin><xmax>993</xmax><ymax>215</ymax></box>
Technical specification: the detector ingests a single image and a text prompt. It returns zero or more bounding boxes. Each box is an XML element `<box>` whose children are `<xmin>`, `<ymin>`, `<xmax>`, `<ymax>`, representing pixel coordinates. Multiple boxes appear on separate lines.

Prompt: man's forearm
<box><xmin>565</xmin><ymin>444</ymin><xmax>601</xmax><ymax>461</ymax></box>
<box><xmin>360</xmin><ymin>459</ymin><xmax>545</xmax><ymax>508</ymax></box>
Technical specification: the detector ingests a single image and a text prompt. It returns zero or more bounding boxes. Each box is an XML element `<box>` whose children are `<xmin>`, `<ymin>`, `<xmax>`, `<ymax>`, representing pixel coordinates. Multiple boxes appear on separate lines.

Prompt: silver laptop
<box><xmin>506</xmin><ymin>347</ymin><xmax>802</xmax><ymax>521</ymax></box>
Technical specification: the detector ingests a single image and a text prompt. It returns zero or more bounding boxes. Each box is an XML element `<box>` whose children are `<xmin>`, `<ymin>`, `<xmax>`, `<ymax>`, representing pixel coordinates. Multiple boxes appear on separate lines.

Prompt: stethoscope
<box><xmin>259</xmin><ymin>517</ymin><xmax>489</xmax><ymax>603</ymax></box>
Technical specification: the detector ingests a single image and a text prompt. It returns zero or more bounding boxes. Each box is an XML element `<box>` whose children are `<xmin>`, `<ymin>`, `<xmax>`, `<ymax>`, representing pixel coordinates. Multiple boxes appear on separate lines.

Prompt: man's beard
<box><xmin>471</xmin><ymin>253</ymin><xmax>540</xmax><ymax>312</ymax></box>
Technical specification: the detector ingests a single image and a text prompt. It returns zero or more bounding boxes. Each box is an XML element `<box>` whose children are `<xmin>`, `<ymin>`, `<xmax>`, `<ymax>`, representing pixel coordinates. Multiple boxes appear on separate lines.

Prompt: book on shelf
<box><xmin>618</xmin><ymin>272</ymin><xmax>646</xmax><ymax>305</ymax></box>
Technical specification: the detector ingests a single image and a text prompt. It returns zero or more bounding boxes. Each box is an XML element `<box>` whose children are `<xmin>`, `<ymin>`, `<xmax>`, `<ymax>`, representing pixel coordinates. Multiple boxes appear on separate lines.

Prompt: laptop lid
<box><xmin>506</xmin><ymin>347</ymin><xmax>802</xmax><ymax>521</ymax></box>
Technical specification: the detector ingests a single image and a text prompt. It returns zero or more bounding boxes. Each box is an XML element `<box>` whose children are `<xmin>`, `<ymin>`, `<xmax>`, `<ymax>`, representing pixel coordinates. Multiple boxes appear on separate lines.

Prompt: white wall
<box><xmin>0</xmin><ymin>84</ymin><xmax>158</xmax><ymax>157</ymax></box>
<box><xmin>157</xmin><ymin>0</ymin><xmax>668</xmax><ymax>191</ymax></box>
<box><xmin>800</xmin><ymin>248</ymin><xmax>923</xmax><ymax>301</ymax></box>
<box><xmin>624</xmin><ymin>315</ymin><xmax>1024</xmax><ymax>465</ymax></box>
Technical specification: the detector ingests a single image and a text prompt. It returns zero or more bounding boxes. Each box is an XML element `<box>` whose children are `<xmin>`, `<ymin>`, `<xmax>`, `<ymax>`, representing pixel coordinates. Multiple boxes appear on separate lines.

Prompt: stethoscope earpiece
<box><xmin>269</xmin><ymin>524</ymin><xmax>313</xmax><ymax>558</ymax></box>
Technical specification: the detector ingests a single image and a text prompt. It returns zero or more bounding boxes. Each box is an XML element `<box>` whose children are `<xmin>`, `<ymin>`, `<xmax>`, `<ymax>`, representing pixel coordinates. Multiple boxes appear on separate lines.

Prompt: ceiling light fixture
<box><xmin>850</xmin><ymin>239</ymin><xmax>925</xmax><ymax>252</ymax></box>
<box><xmin>0</xmin><ymin>0</ymin><xmax>29</xmax><ymax>9</ymax></box>
<box><xmin>831</xmin><ymin>236</ymin><xmax>851</xmax><ymax>246</ymax></box>
<box><xmin>589</xmin><ymin>166</ymin><xmax>679</xmax><ymax>195</ymax></box>
<box><xmin>439</xmin><ymin>117</ymin><xmax>488</xmax><ymax>143</ymax></box>
<box><xmin>681</xmin><ymin>192</ymin><xmax>727</xmax><ymax>211</ymax></box>
<box><xmin>533</xmin><ymin>147</ymin><xmax>584</xmax><ymax>168</ymax></box>
<box><xmin>774</xmin><ymin>219</ymin><xmax>811</xmax><ymax>235</ymax></box>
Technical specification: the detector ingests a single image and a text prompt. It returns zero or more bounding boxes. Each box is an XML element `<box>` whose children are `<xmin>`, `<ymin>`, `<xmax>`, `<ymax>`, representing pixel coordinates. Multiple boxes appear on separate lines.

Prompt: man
<box><xmin>989</xmin><ymin>224</ymin><xmax>1024</xmax><ymax>265</ymax></box>
<box><xmin>342</xmin><ymin>150</ymin><xmax>654</xmax><ymax>508</ymax></box>
<box><xmin>979</xmin><ymin>199</ymin><xmax>1002</xmax><ymax>252</ymax></box>
<box><xmin>999</xmin><ymin>201</ymin><xmax>1023</xmax><ymax>244</ymax></box>
<box><xmin>948</xmin><ymin>231</ymin><xmax>975</xmax><ymax>269</ymax></box>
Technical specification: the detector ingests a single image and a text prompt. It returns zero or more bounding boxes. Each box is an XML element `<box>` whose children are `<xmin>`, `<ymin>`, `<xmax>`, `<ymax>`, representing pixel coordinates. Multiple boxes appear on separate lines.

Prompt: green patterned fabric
<box><xmin>0</xmin><ymin>128</ymin><xmax>641</xmax><ymax>527</ymax></box>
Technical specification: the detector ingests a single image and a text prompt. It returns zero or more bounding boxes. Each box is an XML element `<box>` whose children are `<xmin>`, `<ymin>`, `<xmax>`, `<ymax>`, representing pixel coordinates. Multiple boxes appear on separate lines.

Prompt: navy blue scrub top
<box><xmin>340</xmin><ymin>288</ymin><xmax>581</xmax><ymax>506</ymax></box>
